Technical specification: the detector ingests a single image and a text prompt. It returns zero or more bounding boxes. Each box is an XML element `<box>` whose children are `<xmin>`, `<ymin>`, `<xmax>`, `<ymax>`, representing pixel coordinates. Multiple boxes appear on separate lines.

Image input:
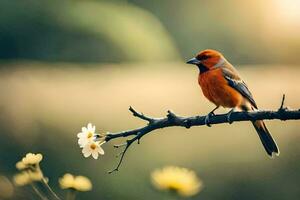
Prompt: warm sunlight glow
<box><xmin>274</xmin><ymin>0</ymin><xmax>300</xmax><ymax>25</ymax></box>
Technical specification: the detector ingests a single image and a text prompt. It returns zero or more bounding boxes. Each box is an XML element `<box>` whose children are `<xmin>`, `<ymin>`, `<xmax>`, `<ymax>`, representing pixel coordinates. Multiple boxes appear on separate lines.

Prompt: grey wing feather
<box><xmin>222</xmin><ymin>68</ymin><xmax>258</xmax><ymax>109</ymax></box>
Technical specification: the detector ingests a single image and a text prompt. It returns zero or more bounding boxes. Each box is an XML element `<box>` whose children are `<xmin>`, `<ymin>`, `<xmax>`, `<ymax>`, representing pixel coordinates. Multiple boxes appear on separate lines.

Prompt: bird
<box><xmin>186</xmin><ymin>49</ymin><xmax>279</xmax><ymax>157</ymax></box>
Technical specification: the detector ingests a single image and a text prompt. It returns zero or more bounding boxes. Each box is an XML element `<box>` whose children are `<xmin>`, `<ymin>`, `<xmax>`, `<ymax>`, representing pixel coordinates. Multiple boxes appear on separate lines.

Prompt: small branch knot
<box><xmin>167</xmin><ymin>110</ymin><xmax>176</xmax><ymax>120</ymax></box>
<box><xmin>183</xmin><ymin>119</ymin><xmax>192</xmax><ymax>128</ymax></box>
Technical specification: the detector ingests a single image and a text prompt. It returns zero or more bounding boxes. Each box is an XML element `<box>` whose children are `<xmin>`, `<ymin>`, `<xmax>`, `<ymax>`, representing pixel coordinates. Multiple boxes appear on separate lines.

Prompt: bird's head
<box><xmin>186</xmin><ymin>49</ymin><xmax>225</xmax><ymax>73</ymax></box>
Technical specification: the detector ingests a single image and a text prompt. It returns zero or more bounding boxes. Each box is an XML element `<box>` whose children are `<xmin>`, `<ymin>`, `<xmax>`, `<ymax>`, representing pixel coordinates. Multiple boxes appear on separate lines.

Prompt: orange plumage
<box><xmin>187</xmin><ymin>49</ymin><xmax>279</xmax><ymax>157</ymax></box>
<box><xmin>198</xmin><ymin>68</ymin><xmax>243</xmax><ymax>108</ymax></box>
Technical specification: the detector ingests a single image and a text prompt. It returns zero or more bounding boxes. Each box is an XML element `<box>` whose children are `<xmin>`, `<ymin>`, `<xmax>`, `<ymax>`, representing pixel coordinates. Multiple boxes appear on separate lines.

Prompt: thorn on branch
<box><xmin>279</xmin><ymin>94</ymin><xmax>287</xmax><ymax>111</ymax></box>
<box><xmin>167</xmin><ymin>110</ymin><xmax>176</xmax><ymax>119</ymax></box>
<box><xmin>167</xmin><ymin>110</ymin><xmax>181</xmax><ymax>123</ymax></box>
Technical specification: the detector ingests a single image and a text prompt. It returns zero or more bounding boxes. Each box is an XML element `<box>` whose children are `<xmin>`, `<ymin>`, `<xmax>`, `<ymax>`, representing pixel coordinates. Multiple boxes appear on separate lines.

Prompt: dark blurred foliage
<box><xmin>0</xmin><ymin>0</ymin><xmax>300</xmax><ymax>64</ymax></box>
<box><xmin>0</xmin><ymin>0</ymin><xmax>179</xmax><ymax>63</ymax></box>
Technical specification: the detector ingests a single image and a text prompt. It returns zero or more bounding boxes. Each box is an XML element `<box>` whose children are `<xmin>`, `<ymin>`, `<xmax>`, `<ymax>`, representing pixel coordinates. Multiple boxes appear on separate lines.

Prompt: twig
<box><xmin>129</xmin><ymin>106</ymin><xmax>156</xmax><ymax>123</ymax></box>
<box><xmin>279</xmin><ymin>94</ymin><xmax>286</xmax><ymax>110</ymax></box>
<box><xmin>106</xmin><ymin>96</ymin><xmax>300</xmax><ymax>173</ymax></box>
<box><xmin>108</xmin><ymin>138</ymin><xmax>136</xmax><ymax>174</ymax></box>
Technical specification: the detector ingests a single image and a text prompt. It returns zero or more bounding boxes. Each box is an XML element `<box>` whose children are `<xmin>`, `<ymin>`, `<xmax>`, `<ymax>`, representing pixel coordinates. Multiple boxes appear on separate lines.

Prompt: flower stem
<box><xmin>36</xmin><ymin>165</ymin><xmax>61</xmax><ymax>200</ymax></box>
<box><xmin>66</xmin><ymin>189</ymin><xmax>77</xmax><ymax>200</ymax></box>
<box><xmin>41</xmin><ymin>178</ymin><xmax>61</xmax><ymax>200</ymax></box>
<box><xmin>30</xmin><ymin>183</ymin><xmax>48</xmax><ymax>200</ymax></box>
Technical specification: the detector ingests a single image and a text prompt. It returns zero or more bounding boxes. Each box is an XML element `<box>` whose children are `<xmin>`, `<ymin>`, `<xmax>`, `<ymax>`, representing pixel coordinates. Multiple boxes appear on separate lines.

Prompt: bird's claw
<box><xmin>205</xmin><ymin>112</ymin><xmax>214</xmax><ymax>127</ymax></box>
<box><xmin>227</xmin><ymin>109</ymin><xmax>234</xmax><ymax>124</ymax></box>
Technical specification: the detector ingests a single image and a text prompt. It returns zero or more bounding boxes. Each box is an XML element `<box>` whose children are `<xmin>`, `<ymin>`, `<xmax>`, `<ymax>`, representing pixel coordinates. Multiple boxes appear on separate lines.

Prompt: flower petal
<box><xmin>82</xmin><ymin>147</ymin><xmax>91</xmax><ymax>158</ymax></box>
<box><xmin>87</xmin><ymin>123</ymin><xmax>92</xmax><ymax>130</ymax></box>
<box><xmin>77</xmin><ymin>132</ymin><xmax>82</xmax><ymax>138</ymax></box>
<box><xmin>82</xmin><ymin>127</ymin><xmax>87</xmax><ymax>133</ymax></box>
<box><xmin>78</xmin><ymin>141</ymin><xmax>85</xmax><ymax>148</ymax></box>
<box><xmin>98</xmin><ymin>147</ymin><xmax>105</xmax><ymax>155</ymax></box>
<box><xmin>92</xmin><ymin>151</ymin><xmax>99</xmax><ymax>159</ymax></box>
<box><xmin>78</xmin><ymin>138</ymin><xmax>86</xmax><ymax>147</ymax></box>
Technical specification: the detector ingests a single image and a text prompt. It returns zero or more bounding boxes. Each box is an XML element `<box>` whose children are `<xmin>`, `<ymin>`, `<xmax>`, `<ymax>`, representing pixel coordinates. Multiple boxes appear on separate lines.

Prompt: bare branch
<box><xmin>106</xmin><ymin>96</ymin><xmax>300</xmax><ymax>173</ymax></box>
<box><xmin>129</xmin><ymin>106</ymin><xmax>156</xmax><ymax>123</ymax></box>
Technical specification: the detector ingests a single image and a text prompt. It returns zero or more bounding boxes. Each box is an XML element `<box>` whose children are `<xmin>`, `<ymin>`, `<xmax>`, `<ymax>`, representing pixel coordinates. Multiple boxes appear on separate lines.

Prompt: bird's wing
<box><xmin>222</xmin><ymin>68</ymin><xmax>258</xmax><ymax>109</ymax></box>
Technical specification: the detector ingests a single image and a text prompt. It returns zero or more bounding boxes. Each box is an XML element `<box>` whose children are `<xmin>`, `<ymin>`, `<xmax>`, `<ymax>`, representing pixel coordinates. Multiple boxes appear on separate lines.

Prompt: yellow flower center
<box><xmin>90</xmin><ymin>143</ymin><xmax>97</xmax><ymax>150</ymax></box>
<box><xmin>167</xmin><ymin>183</ymin><xmax>182</xmax><ymax>193</ymax></box>
<box><xmin>87</xmin><ymin>132</ymin><xmax>93</xmax><ymax>139</ymax></box>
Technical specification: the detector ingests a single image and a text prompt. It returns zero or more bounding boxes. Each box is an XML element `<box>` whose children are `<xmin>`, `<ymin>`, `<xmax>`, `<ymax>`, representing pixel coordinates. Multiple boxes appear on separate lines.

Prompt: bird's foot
<box><xmin>205</xmin><ymin>112</ymin><xmax>215</xmax><ymax>127</ymax></box>
<box><xmin>226</xmin><ymin>109</ymin><xmax>235</xmax><ymax>124</ymax></box>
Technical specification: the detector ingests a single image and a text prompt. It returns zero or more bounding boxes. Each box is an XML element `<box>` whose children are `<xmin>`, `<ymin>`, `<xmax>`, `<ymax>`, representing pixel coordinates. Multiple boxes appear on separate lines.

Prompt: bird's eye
<box><xmin>197</xmin><ymin>54</ymin><xmax>211</xmax><ymax>60</ymax></box>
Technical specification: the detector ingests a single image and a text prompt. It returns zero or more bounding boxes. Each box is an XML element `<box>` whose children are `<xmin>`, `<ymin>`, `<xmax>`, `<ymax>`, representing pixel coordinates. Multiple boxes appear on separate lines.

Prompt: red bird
<box><xmin>187</xmin><ymin>49</ymin><xmax>279</xmax><ymax>157</ymax></box>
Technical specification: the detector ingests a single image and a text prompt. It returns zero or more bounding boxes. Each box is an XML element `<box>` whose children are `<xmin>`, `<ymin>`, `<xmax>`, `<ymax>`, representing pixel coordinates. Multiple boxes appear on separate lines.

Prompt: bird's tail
<box><xmin>252</xmin><ymin>120</ymin><xmax>279</xmax><ymax>157</ymax></box>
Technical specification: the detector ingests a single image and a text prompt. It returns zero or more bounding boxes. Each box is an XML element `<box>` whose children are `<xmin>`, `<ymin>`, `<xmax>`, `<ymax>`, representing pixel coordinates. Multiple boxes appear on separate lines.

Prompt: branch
<box><xmin>105</xmin><ymin>95</ymin><xmax>300</xmax><ymax>173</ymax></box>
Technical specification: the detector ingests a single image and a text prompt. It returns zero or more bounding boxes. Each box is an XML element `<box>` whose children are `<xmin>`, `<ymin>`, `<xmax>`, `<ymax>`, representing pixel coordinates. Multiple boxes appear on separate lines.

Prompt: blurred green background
<box><xmin>0</xmin><ymin>0</ymin><xmax>300</xmax><ymax>200</ymax></box>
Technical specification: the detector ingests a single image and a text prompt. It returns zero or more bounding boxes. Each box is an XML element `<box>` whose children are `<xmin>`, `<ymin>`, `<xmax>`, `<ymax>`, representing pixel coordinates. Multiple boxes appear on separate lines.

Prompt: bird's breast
<box><xmin>198</xmin><ymin>69</ymin><xmax>243</xmax><ymax>108</ymax></box>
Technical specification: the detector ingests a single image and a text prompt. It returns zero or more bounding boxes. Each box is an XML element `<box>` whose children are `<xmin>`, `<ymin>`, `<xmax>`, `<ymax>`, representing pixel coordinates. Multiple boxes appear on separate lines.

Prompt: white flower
<box><xmin>151</xmin><ymin>166</ymin><xmax>203</xmax><ymax>197</ymax></box>
<box><xmin>21</xmin><ymin>153</ymin><xmax>43</xmax><ymax>166</ymax></box>
<box><xmin>59</xmin><ymin>173</ymin><xmax>92</xmax><ymax>192</ymax></box>
<box><xmin>82</xmin><ymin>141</ymin><xmax>105</xmax><ymax>159</ymax></box>
<box><xmin>13</xmin><ymin>170</ymin><xmax>43</xmax><ymax>186</ymax></box>
<box><xmin>77</xmin><ymin>123</ymin><xmax>107</xmax><ymax>159</ymax></box>
<box><xmin>16</xmin><ymin>161</ymin><xmax>27</xmax><ymax>170</ymax></box>
<box><xmin>77</xmin><ymin>123</ymin><xmax>96</xmax><ymax>148</ymax></box>
<box><xmin>13</xmin><ymin>172</ymin><xmax>31</xmax><ymax>186</ymax></box>
<box><xmin>74</xmin><ymin>176</ymin><xmax>92</xmax><ymax>191</ymax></box>
<box><xmin>59</xmin><ymin>173</ymin><xmax>74</xmax><ymax>189</ymax></box>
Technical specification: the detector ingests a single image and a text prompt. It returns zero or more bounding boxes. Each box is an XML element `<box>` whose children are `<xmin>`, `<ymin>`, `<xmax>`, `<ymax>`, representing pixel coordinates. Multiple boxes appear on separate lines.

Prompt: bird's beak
<box><xmin>186</xmin><ymin>57</ymin><xmax>201</xmax><ymax>65</ymax></box>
